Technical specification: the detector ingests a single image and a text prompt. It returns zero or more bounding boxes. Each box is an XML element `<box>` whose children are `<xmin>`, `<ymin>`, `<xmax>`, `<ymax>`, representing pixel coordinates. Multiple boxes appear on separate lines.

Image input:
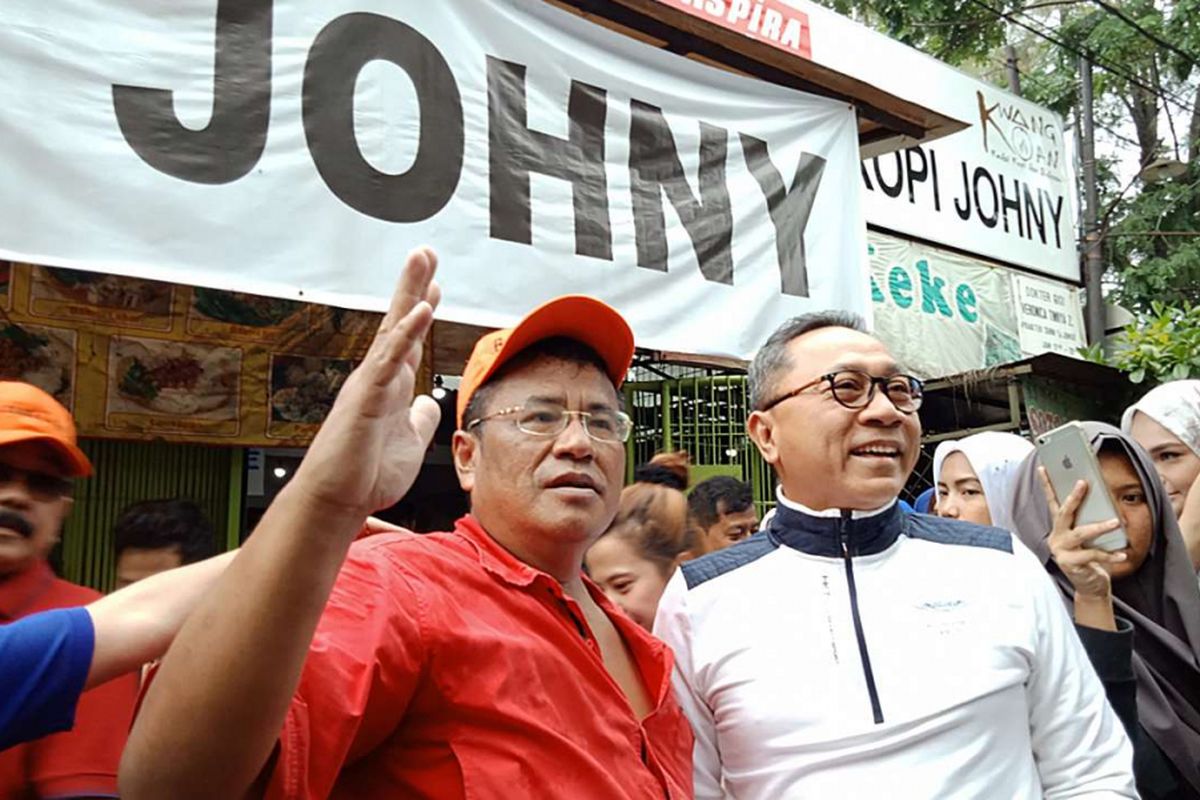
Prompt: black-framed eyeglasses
<box><xmin>0</xmin><ymin>463</ymin><xmax>73</xmax><ymax>500</ymax></box>
<box><xmin>760</xmin><ymin>369</ymin><xmax>924</xmax><ymax>414</ymax></box>
<box><xmin>466</xmin><ymin>402</ymin><xmax>633</xmax><ymax>443</ymax></box>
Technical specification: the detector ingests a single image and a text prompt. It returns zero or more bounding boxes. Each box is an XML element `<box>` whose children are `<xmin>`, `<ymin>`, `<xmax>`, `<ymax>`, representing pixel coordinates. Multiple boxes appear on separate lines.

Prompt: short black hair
<box><xmin>462</xmin><ymin>336</ymin><xmax>617</xmax><ymax>428</ymax></box>
<box><xmin>113</xmin><ymin>499</ymin><xmax>216</xmax><ymax>565</ymax></box>
<box><xmin>748</xmin><ymin>310</ymin><xmax>867</xmax><ymax>410</ymax></box>
<box><xmin>688</xmin><ymin>476</ymin><xmax>754</xmax><ymax>529</ymax></box>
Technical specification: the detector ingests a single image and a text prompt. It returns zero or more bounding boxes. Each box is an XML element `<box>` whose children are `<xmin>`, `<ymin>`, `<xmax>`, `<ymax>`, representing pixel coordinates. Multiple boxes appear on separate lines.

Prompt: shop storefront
<box><xmin>2</xmin><ymin>0</ymin><xmax>985</xmax><ymax>588</ymax></box>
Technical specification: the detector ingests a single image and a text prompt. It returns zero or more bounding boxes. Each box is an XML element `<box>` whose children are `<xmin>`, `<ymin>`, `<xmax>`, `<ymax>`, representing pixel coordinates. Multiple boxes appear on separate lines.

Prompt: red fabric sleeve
<box><xmin>264</xmin><ymin>539</ymin><xmax>428</xmax><ymax>800</ymax></box>
<box><xmin>26</xmin><ymin>669</ymin><xmax>139</xmax><ymax>798</ymax></box>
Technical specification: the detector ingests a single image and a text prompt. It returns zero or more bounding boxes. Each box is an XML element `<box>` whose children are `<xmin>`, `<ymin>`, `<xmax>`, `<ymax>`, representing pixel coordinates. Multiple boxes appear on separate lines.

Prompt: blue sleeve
<box><xmin>0</xmin><ymin>606</ymin><xmax>95</xmax><ymax>750</ymax></box>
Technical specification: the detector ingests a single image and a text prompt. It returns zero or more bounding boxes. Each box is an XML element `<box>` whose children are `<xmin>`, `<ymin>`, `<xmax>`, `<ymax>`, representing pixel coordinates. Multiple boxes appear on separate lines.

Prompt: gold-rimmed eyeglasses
<box><xmin>466</xmin><ymin>402</ymin><xmax>633</xmax><ymax>443</ymax></box>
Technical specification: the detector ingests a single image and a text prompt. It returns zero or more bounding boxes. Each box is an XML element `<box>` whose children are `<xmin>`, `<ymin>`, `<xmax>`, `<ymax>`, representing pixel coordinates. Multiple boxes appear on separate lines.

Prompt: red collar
<box><xmin>453</xmin><ymin>515</ymin><xmax>675</xmax><ymax>706</ymax></box>
<box><xmin>454</xmin><ymin>514</ymin><xmax>562</xmax><ymax>589</ymax></box>
<box><xmin>0</xmin><ymin>559</ymin><xmax>54</xmax><ymax>620</ymax></box>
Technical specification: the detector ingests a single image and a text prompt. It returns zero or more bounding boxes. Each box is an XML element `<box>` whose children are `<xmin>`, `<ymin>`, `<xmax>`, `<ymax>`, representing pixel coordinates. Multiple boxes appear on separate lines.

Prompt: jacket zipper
<box><xmin>840</xmin><ymin>511</ymin><xmax>884</xmax><ymax>724</ymax></box>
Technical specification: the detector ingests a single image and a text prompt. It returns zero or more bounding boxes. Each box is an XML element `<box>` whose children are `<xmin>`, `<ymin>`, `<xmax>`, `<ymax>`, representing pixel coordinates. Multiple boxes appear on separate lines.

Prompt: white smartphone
<box><xmin>1035</xmin><ymin>422</ymin><xmax>1128</xmax><ymax>552</ymax></box>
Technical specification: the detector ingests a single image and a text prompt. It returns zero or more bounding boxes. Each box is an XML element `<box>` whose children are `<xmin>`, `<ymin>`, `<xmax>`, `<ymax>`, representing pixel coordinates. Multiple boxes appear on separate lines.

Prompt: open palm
<box><xmin>293</xmin><ymin>248</ymin><xmax>443</xmax><ymax>517</ymax></box>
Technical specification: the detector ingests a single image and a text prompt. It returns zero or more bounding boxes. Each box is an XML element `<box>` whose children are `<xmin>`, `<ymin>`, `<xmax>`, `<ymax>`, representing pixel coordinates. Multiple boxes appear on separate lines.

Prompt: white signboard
<box><xmin>860</xmin><ymin>80</ymin><xmax>1078</xmax><ymax>282</ymax></box>
<box><xmin>0</xmin><ymin>0</ymin><xmax>865</xmax><ymax>360</ymax></box>
<box><xmin>870</xmin><ymin>231</ymin><xmax>1084</xmax><ymax>378</ymax></box>
<box><xmin>1013</xmin><ymin>273</ymin><xmax>1086</xmax><ymax>357</ymax></box>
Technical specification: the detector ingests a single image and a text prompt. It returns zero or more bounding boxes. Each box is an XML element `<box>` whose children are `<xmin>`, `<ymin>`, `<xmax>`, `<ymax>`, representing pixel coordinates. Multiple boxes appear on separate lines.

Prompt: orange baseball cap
<box><xmin>456</xmin><ymin>296</ymin><xmax>635</xmax><ymax>427</ymax></box>
<box><xmin>0</xmin><ymin>381</ymin><xmax>92</xmax><ymax>477</ymax></box>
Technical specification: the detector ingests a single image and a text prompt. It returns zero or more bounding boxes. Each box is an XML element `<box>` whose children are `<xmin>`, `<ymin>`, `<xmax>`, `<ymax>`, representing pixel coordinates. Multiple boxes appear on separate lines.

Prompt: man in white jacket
<box><xmin>654</xmin><ymin>311</ymin><xmax>1136</xmax><ymax>799</ymax></box>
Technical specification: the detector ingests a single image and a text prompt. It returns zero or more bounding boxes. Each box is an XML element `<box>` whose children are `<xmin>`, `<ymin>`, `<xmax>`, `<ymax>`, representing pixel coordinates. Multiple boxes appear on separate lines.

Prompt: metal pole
<box><xmin>1079</xmin><ymin>54</ymin><xmax>1105</xmax><ymax>344</ymax></box>
<box><xmin>1005</xmin><ymin>44</ymin><xmax>1021</xmax><ymax>95</ymax></box>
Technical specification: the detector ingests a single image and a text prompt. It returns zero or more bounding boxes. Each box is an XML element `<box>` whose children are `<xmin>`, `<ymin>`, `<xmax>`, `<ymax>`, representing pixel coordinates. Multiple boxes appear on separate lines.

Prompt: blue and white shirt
<box><xmin>654</xmin><ymin>495</ymin><xmax>1136</xmax><ymax>799</ymax></box>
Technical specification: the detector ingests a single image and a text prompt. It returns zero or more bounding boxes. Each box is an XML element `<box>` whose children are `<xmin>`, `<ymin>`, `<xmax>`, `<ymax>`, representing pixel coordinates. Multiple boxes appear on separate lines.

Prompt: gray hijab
<box><xmin>1010</xmin><ymin>421</ymin><xmax>1200</xmax><ymax>793</ymax></box>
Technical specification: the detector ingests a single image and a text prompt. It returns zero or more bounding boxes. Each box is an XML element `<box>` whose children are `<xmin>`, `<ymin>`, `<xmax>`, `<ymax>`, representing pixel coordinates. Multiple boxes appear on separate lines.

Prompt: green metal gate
<box><xmin>624</xmin><ymin>373</ymin><xmax>775</xmax><ymax>518</ymax></box>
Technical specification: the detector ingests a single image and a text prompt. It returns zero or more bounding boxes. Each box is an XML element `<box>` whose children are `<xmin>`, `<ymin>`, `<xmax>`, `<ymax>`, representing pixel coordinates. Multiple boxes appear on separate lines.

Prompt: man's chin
<box><xmin>555</xmin><ymin>510</ymin><xmax>617</xmax><ymax>543</ymax></box>
<box><xmin>837</xmin><ymin>476</ymin><xmax>904</xmax><ymax>510</ymax></box>
<box><xmin>0</xmin><ymin>549</ymin><xmax>35</xmax><ymax>577</ymax></box>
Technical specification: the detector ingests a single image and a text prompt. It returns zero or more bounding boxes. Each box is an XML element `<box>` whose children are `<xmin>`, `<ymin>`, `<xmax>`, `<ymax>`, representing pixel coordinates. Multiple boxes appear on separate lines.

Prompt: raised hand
<box><xmin>292</xmin><ymin>247</ymin><xmax>442</xmax><ymax>518</ymax></box>
<box><xmin>1038</xmin><ymin>467</ymin><xmax>1125</xmax><ymax>600</ymax></box>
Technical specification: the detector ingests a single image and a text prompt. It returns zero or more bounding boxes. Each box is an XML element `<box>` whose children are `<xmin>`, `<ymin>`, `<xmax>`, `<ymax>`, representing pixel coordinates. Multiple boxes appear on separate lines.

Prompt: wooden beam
<box><xmin>555</xmin><ymin>0</ymin><xmax>963</xmax><ymax>144</ymax></box>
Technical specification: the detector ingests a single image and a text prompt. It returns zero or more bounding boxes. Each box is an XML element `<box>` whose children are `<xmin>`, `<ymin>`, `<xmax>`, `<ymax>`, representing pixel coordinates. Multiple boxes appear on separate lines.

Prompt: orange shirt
<box><xmin>265</xmin><ymin>516</ymin><xmax>693</xmax><ymax>799</ymax></box>
<box><xmin>0</xmin><ymin>562</ymin><xmax>138</xmax><ymax>799</ymax></box>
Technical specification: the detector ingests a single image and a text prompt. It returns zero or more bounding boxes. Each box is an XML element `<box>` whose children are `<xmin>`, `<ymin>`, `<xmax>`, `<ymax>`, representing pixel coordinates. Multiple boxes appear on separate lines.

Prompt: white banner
<box><xmin>0</xmin><ymin>0</ymin><xmax>865</xmax><ymax>361</ymax></box>
<box><xmin>869</xmin><ymin>231</ymin><xmax>1083</xmax><ymax>378</ymax></box>
<box><xmin>861</xmin><ymin>82</ymin><xmax>1079</xmax><ymax>282</ymax></box>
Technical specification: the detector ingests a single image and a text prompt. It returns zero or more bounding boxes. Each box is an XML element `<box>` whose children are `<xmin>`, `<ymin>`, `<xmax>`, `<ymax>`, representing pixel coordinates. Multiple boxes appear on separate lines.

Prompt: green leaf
<box><xmin>1129</xmin><ymin>368</ymin><xmax>1147</xmax><ymax>384</ymax></box>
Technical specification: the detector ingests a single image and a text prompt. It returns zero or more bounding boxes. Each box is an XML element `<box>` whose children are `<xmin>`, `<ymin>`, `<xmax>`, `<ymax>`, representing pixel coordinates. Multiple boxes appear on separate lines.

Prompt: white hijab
<box><xmin>932</xmin><ymin>431</ymin><xmax>1034</xmax><ymax>533</ymax></box>
<box><xmin>1121</xmin><ymin>380</ymin><xmax>1200</xmax><ymax>456</ymax></box>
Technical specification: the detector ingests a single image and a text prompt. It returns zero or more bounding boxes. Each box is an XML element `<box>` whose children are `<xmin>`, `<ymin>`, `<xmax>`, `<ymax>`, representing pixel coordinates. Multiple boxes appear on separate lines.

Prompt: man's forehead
<box><xmin>488</xmin><ymin>355</ymin><xmax>617</xmax><ymax>401</ymax></box>
<box><xmin>784</xmin><ymin>327</ymin><xmax>900</xmax><ymax>375</ymax></box>
<box><xmin>0</xmin><ymin>440</ymin><xmax>68</xmax><ymax>474</ymax></box>
<box><xmin>718</xmin><ymin>504</ymin><xmax>757</xmax><ymax>521</ymax></box>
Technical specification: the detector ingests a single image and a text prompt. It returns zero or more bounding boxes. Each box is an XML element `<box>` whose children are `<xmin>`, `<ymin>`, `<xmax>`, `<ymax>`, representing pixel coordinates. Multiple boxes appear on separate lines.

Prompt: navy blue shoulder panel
<box><xmin>903</xmin><ymin>513</ymin><xmax>1013</xmax><ymax>554</ymax></box>
<box><xmin>681</xmin><ymin>531</ymin><xmax>778</xmax><ymax>590</ymax></box>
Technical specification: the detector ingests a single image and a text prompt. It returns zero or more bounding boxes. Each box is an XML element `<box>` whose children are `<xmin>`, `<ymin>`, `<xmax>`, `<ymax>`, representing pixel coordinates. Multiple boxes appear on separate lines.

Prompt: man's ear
<box><xmin>56</xmin><ymin>496</ymin><xmax>74</xmax><ymax>531</ymax></box>
<box><xmin>747</xmin><ymin>411</ymin><xmax>779</xmax><ymax>466</ymax></box>
<box><xmin>452</xmin><ymin>430</ymin><xmax>479</xmax><ymax>493</ymax></box>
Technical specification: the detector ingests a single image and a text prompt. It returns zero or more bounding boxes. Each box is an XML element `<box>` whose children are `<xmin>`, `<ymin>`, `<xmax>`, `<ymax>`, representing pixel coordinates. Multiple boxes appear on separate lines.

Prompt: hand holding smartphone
<box><xmin>1035</xmin><ymin>422</ymin><xmax>1128</xmax><ymax>552</ymax></box>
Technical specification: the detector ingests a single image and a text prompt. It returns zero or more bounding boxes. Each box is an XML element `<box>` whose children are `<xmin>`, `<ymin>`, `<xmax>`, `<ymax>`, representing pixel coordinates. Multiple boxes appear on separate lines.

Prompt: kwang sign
<box><xmin>862</xmin><ymin>84</ymin><xmax>1078</xmax><ymax>282</ymax></box>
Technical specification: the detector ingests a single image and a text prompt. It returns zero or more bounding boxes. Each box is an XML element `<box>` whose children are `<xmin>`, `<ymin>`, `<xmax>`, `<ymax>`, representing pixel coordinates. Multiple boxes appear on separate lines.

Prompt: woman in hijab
<box><xmin>1123</xmin><ymin>380</ymin><xmax>1200</xmax><ymax>571</ymax></box>
<box><xmin>932</xmin><ymin>431</ymin><xmax>1034</xmax><ymax>531</ymax></box>
<box><xmin>1010</xmin><ymin>422</ymin><xmax>1200</xmax><ymax>800</ymax></box>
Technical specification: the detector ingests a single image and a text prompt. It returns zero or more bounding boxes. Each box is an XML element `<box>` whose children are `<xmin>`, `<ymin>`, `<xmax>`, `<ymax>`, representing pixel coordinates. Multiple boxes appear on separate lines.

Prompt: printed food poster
<box><xmin>187</xmin><ymin>287</ymin><xmax>307</xmax><ymax>343</ymax></box>
<box><xmin>267</xmin><ymin>354</ymin><xmax>353</xmax><ymax>439</ymax></box>
<box><xmin>105</xmin><ymin>336</ymin><xmax>243</xmax><ymax>436</ymax></box>
<box><xmin>0</xmin><ymin>323</ymin><xmax>76</xmax><ymax>408</ymax></box>
<box><xmin>29</xmin><ymin>266</ymin><xmax>174</xmax><ymax>331</ymax></box>
<box><xmin>0</xmin><ymin>263</ymin><xmax>410</xmax><ymax>445</ymax></box>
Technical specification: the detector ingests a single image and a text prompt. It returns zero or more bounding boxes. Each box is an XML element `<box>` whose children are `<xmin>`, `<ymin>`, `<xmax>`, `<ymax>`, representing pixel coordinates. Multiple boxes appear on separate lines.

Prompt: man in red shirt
<box><xmin>122</xmin><ymin>248</ymin><xmax>693</xmax><ymax>799</ymax></box>
<box><xmin>0</xmin><ymin>381</ymin><xmax>139</xmax><ymax>798</ymax></box>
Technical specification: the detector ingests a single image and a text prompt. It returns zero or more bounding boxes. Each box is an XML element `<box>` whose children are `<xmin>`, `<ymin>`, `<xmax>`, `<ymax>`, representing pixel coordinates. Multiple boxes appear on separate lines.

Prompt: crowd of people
<box><xmin>1</xmin><ymin>247</ymin><xmax>1199</xmax><ymax>798</ymax></box>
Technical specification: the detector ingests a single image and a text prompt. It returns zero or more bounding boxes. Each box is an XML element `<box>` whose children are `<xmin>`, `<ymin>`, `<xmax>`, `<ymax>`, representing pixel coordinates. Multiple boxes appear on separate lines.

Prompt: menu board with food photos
<box><xmin>0</xmin><ymin>262</ymin><xmax>419</xmax><ymax>446</ymax></box>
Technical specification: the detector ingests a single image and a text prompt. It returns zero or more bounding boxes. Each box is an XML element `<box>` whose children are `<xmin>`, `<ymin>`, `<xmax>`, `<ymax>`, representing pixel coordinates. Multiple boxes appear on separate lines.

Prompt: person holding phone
<box><xmin>1010</xmin><ymin>422</ymin><xmax>1200</xmax><ymax>800</ymax></box>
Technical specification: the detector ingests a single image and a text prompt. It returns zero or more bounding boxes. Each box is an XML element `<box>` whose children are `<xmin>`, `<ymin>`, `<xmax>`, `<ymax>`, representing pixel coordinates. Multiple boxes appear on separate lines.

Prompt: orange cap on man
<box><xmin>0</xmin><ymin>381</ymin><xmax>93</xmax><ymax>477</ymax></box>
<box><xmin>456</xmin><ymin>296</ymin><xmax>635</xmax><ymax>428</ymax></box>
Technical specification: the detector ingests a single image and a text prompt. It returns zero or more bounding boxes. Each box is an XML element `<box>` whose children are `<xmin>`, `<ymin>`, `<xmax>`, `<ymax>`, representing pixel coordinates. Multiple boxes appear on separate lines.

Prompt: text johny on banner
<box><xmin>0</xmin><ymin>0</ymin><xmax>865</xmax><ymax>360</ymax></box>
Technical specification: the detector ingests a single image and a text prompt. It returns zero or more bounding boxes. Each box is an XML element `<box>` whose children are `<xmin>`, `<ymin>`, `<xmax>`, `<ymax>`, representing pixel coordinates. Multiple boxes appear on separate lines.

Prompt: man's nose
<box><xmin>552</xmin><ymin>413</ymin><xmax>596</xmax><ymax>459</ymax></box>
<box><xmin>858</xmin><ymin>385</ymin><xmax>906</xmax><ymax>425</ymax></box>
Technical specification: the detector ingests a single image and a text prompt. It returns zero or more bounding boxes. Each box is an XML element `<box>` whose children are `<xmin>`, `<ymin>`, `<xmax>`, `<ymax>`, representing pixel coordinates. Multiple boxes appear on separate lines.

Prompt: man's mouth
<box><xmin>545</xmin><ymin>473</ymin><xmax>601</xmax><ymax>494</ymax></box>
<box><xmin>849</xmin><ymin>444</ymin><xmax>903</xmax><ymax>459</ymax></box>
